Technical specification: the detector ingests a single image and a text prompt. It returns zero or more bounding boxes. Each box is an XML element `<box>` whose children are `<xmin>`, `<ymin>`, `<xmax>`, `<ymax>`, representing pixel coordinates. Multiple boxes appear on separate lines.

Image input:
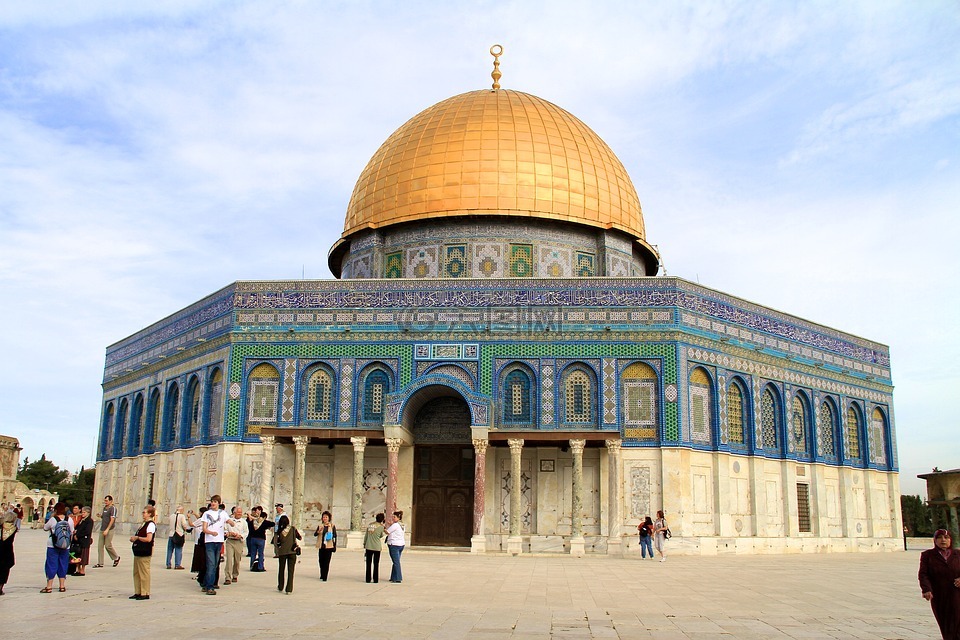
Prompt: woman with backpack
<box><xmin>41</xmin><ymin>502</ymin><xmax>74</xmax><ymax>593</ymax></box>
<box><xmin>637</xmin><ymin>516</ymin><xmax>654</xmax><ymax>559</ymax></box>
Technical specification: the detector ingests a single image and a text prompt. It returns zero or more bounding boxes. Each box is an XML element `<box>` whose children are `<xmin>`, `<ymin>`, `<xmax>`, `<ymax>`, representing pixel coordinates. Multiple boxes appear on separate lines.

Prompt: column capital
<box><xmin>604</xmin><ymin>438</ymin><xmax>622</xmax><ymax>453</ymax></box>
<box><xmin>472</xmin><ymin>438</ymin><xmax>489</xmax><ymax>455</ymax></box>
<box><xmin>260</xmin><ymin>435</ymin><xmax>275</xmax><ymax>447</ymax></box>
<box><xmin>507</xmin><ymin>438</ymin><xmax>524</xmax><ymax>453</ymax></box>
<box><xmin>385</xmin><ymin>437</ymin><xmax>403</xmax><ymax>453</ymax></box>
<box><xmin>292</xmin><ymin>435</ymin><xmax>309</xmax><ymax>451</ymax></box>
<box><xmin>350</xmin><ymin>436</ymin><xmax>368</xmax><ymax>452</ymax></box>
<box><xmin>569</xmin><ymin>438</ymin><xmax>586</xmax><ymax>454</ymax></box>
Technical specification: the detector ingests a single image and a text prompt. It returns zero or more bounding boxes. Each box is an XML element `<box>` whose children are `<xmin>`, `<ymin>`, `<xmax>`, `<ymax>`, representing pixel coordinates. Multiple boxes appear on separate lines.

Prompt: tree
<box><xmin>16</xmin><ymin>454</ymin><xmax>69</xmax><ymax>490</ymax></box>
<box><xmin>901</xmin><ymin>494</ymin><xmax>934</xmax><ymax>537</ymax></box>
<box><xmin>56</xmin><ymin>467</ymin><xmax>96</xmax><ymax>507</ymax></box>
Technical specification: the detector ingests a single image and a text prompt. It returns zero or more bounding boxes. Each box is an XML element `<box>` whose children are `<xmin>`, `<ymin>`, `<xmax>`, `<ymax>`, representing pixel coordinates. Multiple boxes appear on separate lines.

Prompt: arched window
<box><xmin>845</xmin><ymin>405</ymin><xmax>863</xmax><ymax>464</ymax></box>
<box><xmin>305</xmin><ymin>366</ymin><xmax>334</xmax><ymax>422</ymax></box>
<box><xmin>116</xmin><ymin>398</ymin><xmax>129</xmax><ymax>456</ymax></box>
<box><xmin>102</xmin><ymin>403</ymin><xmax>115</xmax><ymax>458</ymax></box>
<box><xmin>817</xmin><ymin>398</ymin><xmax>838</xmax><ymax>459</ymax></box>
<box><xmin>186</xmin><ymin>376</ymin><xmax>201</xmax><ymax>442</ymax></box>
<box><xmin>206</xmin><ymin>368</ymin><xmax>224</xmax><ymax>440</ymax></box>
<box><xmin>759</xmin><ymin>387</ymin><xmax>780</xmax><ymax>452</ymax></box>
<box><xmin>501</xmin><ymin>367</ymin><xmax>533</xmax><ymax>425</ymax></box>
<box><xmin>562</xmin><ymin>367</ymin><xmax>595</xmax><ymax>425</ymax></box>
<box><xmin>148</xmin><ymin>388</ymin><xmax>161</xmax><ymax>449</ymax></box>
<box><xmin>726</xmin><ymin>381</ymin><xmax>746</xmax><ymax>447</ymax></box>
<box><xmin>870</xmin><ymin>408</ymin><xmax>888</xmax><ymax>465</ymax></box>
<box><xmin>622</xmin><ymin>362</ymin><xmax>657</xmax><ymax>441</ymax></box>
<box><xmin>131</xmin><ymin>394</ymin><xmax>144</xmax><ymax>451</ymax></box>
<box><xmin>248</xmin><ymin>364</ymin><xmax>280</xmax><ymax>424</ymax></box>
<box><xmin>689</xmin><ymin>368</ymin><xmax>713</xmax><ymax>445</ymax></box>
<box><xmin>164</xmin><ymin>382</ymin><xmax>181</xmax><ymax>447</ymax></box>
<box><xmin>791</xmin><ymin>392</ymin><xmax>811</xmax><ymax>457</ymax></box>
<box><xmin>362</xmin><ymin>368</ymin><xmax>391</xmax><ymax>423</ymax></box>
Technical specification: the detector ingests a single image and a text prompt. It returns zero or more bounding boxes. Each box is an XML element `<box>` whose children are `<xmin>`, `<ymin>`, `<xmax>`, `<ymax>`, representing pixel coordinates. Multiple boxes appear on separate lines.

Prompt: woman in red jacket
<box><xmin>919</xmin><ymin>528</ymin><xmax>960</xmax><ymax>639</ymax></box>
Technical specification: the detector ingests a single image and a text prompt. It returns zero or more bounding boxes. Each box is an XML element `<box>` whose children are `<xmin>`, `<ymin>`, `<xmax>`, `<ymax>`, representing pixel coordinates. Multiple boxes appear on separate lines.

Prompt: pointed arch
<box><xmin>689</xmin><ymin>367</ymin><xmax>714</xmax><ymax>445</ymax></box>
<box><xmin>302</xmin><ymin>362</ymin><xmax>336</xmax><ymax>423</ymax></box>
<box><xmin>186</xmin><ymin>375</ymin><xmax>201</xmax><ymax>443</ymax></box>
<box><xmin>101</xmin><ymin>402</ymin><xmax>115</xmax><ymax>458</ymax></box>
<box><xmin>500</xmin><ymin>363</ymin><xmax>535</xmax><ymax>426</ymax></box>
<box><xmin>560</xmin><ymin>363</ymin><xmax>597</xmax><ymax>426</ymax></box>
<box><xmin>206</xmin><ymin>368</ymin><xmax>224</xmax><ymax>440</ymax></box>
<box><xmin>116</xmin><ymin>398</ymin><xmax>129</xmax><ymax>457</ymax></box>
<box><xmin>131</xmin><ymin>393</ymin><xmax>144</xmax><ymax>452</ymax></box>
<box><xmin>622</xmin><ymin>362</ymin><xmax>658</xmax><ymax>441</ymax></box>
<box><xmin>726</xmin><ymin>377</ymin><xmax>749</xmax><ymax>448</ymax></box>
<box><xmin>147</xmin><ymin>388</ymin><xmax>162</xmax><ymax>450</ymax></box>
<box><xmin>791</xmin><ymin>391</ymin><xmax>812</xmax><ymax>459</ymax></box>
<box><xmin>759</xmin><ymin>385</ymin><xmax>782</xmax><ymax>454</ymax></box>
<box><xmin>870</xmin><ymin>407</ymin><xmax>888</xmax><ymax>466</ymax></box>
<box><xmin>817</xmin><ymin>396</ymin><xmax>839</xmax><ymax>460</ymax></box>
<box><xmin>164</xmin><ymin>382</ymin><xmax>181</xmax><ymax>448</ymax></box>
<box><xmin>845</xmin><ymin>403</ymin><xmax>864</xmax><ymax>464</ymax></box>
<box><xmin>248</xmin><ymin>363</ymin><xmax>280</xmax><ymax>424</ymax></box>
<box><xmin>360</xmin><ymin>364</ymin><xmax>393</xmax><ymax>424</ymax></box>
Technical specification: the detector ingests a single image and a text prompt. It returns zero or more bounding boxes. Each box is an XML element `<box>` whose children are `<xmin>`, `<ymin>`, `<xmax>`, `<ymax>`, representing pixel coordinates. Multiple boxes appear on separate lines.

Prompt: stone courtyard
<box><xmin>2</xmin><ymin>529</ymin><xmax>939</xmax><ymax>639</ymax></box>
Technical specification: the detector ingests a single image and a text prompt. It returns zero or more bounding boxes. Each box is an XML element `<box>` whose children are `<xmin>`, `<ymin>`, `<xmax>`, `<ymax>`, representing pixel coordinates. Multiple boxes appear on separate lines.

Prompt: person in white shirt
<box><xmin>223</xmin><ymin>505</ymin><xmax>248</xmax><ymax>585</ymax></box>
<box><xmin>165</xmin><ymin>505</ymin><xmax>188</xmax><ymax>570</ymax></box>
<box><xmin>384</xmin><ymin>510</ymin><xmax>406</xmax><ymax>584</ymax></box>
<box><xmin>199</xmin><ymin>496</ymin><xmax>226</xmax><ymax>595</ymax></box>
<box><xmin>128</xmin><ymin>505</ymin><xmax>157</xmax><ymax>600</ymax></box>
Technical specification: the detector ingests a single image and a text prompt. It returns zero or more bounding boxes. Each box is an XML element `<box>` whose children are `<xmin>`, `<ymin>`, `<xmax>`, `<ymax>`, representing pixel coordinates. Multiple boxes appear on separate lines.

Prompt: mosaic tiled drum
<box><xmin>94</xmin><ymin>56</ymin><xmax>901</xmax><ymax>555</ymax></box>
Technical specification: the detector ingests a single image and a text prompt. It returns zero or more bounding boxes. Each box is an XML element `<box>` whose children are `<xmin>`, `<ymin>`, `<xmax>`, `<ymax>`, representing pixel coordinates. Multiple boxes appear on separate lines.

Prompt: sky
<box><xmin>0</xmin><ymin>1</ymin><xmax>957</xmax><ymax>498</ymax></box>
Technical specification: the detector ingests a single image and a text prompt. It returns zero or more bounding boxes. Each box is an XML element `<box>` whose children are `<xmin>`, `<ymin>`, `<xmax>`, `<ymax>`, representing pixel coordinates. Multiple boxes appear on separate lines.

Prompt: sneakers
<box><xmin>660</xmin><ymin>557</ymin><xmax>666</xmax><ymax>562</ymax></box>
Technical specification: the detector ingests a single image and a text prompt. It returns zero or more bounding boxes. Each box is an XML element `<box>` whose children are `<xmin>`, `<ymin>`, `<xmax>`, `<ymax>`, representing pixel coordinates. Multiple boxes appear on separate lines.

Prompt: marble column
<box><xmin>259</xmin><ymin>435</ymin><xmax>276</xmax><ymax>510</ymax></box>
<box><xmin>569</xmin><ymin>438</ymin><xmax>586</xmax><ymax>557</ymax></box>
<box><xmin>604</xmin><ymin>439</ymin><xmax>623</xmax><ymax>556</ymax></box>
<box><xmin>292</xmin><ymin>435</ymin><xmax>309</xmax><ymax>531</ymax></box>
<box><xmin>471</xmin><ymin>438</ymin><xmax>489</xmax><ymax>553</ymax></box>
<box><xmin>385</xmin><ymin>438</ymin><xmax>403</xmax><ymax>516</ymax></box>
<box><xmin>349</xmin><ymin>437</ymin><xmax>367</xmax><ymax>546</ymax></box>
<box><xmin>507</xmin><ymin>438</ymin><xmax>524</xmax><ymax>556</ymax></box>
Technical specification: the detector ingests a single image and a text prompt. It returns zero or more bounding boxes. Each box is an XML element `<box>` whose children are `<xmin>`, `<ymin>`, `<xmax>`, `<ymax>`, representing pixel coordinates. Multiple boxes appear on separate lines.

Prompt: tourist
<box><xmin>246</xmin><ymin>506</ymin><xmax>273</xmax><ymax>572</ymax></box>
<box><xmin>313</xmin><ymin>510</ymin><xmax>337</xmax><ymax>581</ymax></box>
<box><xmin>128</xmin><ymin>505</ymin><xmax>156</xmax><ymax>600</ymax></box>
<box><xmin>32</xmin><ymin>508</ymin><xmax>41</xmax><ymax>529</ymax></box>
<box><xmin>0</xmin><ymin>510</ymin><xmax>17</xmax><ymax>595</ymax></box>
<box><xmin>41</xmin><ymin>501</ymin><xmax>74</xmax><ymax>593</ymax></box>
<box><xmin>73</xmin><ymin>507</ymin><xmax>94</xmax><ymax>576</ymax></box>
<box><xmin>44</xmin><ymin>504</ymin><xmax>53</xmax><ymax>523</ymax></box>
<box><xmin>70</xmin><ymin>504</ymin><xmax>82</xmax><ymax>527</ymax></box>
<box><xmin>385</xmin><ymin>510</ymin><xmax>405</xmax><ymax>583</ymax></box>
<box><xmin>198</xmin><ymin>496</ymin><xmax>227</xmax><ymax>595</ymax></box>
<box><xmin>189</xmin><ymin>506</ymin><xmax>207</xmax><ymax>579</ymax></box>
<box><xmin>223</xmin><ymin>505</ymin><xmax>248</xmax><ymax>585</ymax></box>
<box><xmin>166</xmin><ymin>505</ymin><xmax>188</xmax><ymax>570</ymax></box>
<box><xmin>95</xmin><ymin>495</ymin><xmax>120</xmax><ymax>568</ymax></box>
<box><xmin>653</xmin><ymin>510</ymin><xmax>669</xmax><ymax>562</ymax></box>
<box><xmin>638</xmin><ymin>516</ymin><xmax>654</xmax><ymax>559</ymax></box>
<box><xmin>363</xmin><ymin>513</ymin><xmax>385</xmax><ymax>583</ymax></box>
<box><xmin>919</xmin><ymin>528</ymin><xmax>960</xmax><ymax>639</ymax></box>
<box><xmin>274</xmin><ymin>512</ymin><xmax>299</xmax><ymax>595</ymax></box>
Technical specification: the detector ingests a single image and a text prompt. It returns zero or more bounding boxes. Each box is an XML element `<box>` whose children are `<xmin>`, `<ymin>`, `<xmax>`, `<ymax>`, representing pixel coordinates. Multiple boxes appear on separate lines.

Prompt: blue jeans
<box><xmin>249</xmin><ymin>538</ymin><xmax>266</xmax><ymax>570</ymax></box>
<box><xmin>388</xmin><ymin>544</ymin><xmax>403</xmax><ymax>582</ymax></box>
<box><xmin>639</xmin><ymin>536</ymin><xmax>653</xmax><ymax>558</ymax></box>
<box><xmin>166</xmin><ymin>537</ymin><xmax>183</xmax><ymax>568</ymax></box>
<box><xmin>203</xmin><ymin>542</ymin><xmax>223</xmax><ymax>589</ymax></box>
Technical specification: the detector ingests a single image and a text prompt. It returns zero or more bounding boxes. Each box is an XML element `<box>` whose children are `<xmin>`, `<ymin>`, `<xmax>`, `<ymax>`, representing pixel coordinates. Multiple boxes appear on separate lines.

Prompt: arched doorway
<box><xmin>412</xmin><ymin>395</ymin><xmax>474</xmax><ymax>547</ymax></box>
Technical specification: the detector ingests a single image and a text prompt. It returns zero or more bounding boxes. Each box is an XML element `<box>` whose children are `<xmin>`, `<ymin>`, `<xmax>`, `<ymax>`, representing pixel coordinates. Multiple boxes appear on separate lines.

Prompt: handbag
<box><xmin>171</xmin><ymin>514</ymin><xmax>186</xmax><ymax>547</ymax></box>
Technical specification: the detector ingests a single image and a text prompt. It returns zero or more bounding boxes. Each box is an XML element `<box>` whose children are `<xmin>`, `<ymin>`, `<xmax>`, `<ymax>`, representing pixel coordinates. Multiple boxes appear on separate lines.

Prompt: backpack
<box><xmin>51</xmin><ymin>517</ymin><xmax>71</xmax><ymax>550</ymax></box>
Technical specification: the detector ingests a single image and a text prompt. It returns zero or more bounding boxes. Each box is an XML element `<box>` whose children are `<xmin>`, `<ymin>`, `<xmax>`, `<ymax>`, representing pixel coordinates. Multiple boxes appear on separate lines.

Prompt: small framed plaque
<box><xmin>540</xmin><ymin>459</ymin><xmax>555</xmax><ymax>472</ymax></box>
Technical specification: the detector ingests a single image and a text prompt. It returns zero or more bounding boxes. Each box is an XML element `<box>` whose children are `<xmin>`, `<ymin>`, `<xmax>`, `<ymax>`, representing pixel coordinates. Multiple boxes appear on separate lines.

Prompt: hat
<box><xmin>275</xmin><ymin>503</ymin><xmax>283</xmax><ymax>508</ymax></box>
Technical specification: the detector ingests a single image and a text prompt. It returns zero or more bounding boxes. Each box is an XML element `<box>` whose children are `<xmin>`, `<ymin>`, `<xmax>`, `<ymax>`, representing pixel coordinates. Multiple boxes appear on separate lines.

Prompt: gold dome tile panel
<box><xmin>342</xmin><ymin>89</ymin><xmax>647</xmax><ymax>241</ymax></box>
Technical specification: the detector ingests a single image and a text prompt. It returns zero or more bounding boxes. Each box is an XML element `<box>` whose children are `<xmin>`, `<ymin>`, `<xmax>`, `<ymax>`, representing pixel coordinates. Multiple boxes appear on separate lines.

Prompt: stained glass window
<box><xmin>792</xmin><ymin>394</ymin><xmax>809</xmax><ymax>455</ymax></box>
<box><xmin>760</xmin><ymin>388</ymin><xmax>779</xmax><ymax>450</ymax></box>
<box><xmin>187</xmin><ymin>377</ymin><xmax>201</xmax><ymax>441</ymax></box>
<box><xmin>362</xmin><ymin>369</ymin><xmax>390</xmax><ymax>422</ymax></box>
<box><xmin>870</xmin><ymin>408</ymin><xmax>888</xmax><ymax>465</ymax></box>
<box><xmin>727</xmin><ymin>382</ymin><xmax>745</xmax><ymax>446</ymax></box>
<box><xmin>149</xmin><ymin>389</ymin><xmax>161</xmax><ymax>448</ymax></box>
<box><xmin>248</xmin><ymin>364</ymin><xmax>279</xmax><ymax>423</ymax></box>
<box><xmin>132</xmin><ymin>394</ymin><xmax>144</xmax><ymax>451</ymax></box>
<box><xmin>564</xmin><ymin>369</ymin><xmax>593</xmax><ymax>424</ymax></box>
<box><xmin>817</xmin><ymin>400</ymin><xmax>837</xmax><ymax>458</ymax></box>
<box><xmin>845</xmin><ymin>406</ymin><xmax>862</xmax><ymax>461</ymax></box>
<box><xmin>306</xmin><ymin>368</ymin><xmax>333</xmax><ymax>421</ymax></box>
<box><xmin>103</xmin><ymin>403</ymin><xmax>115</xmax><ymax>457</ymax></box>
<box><xmin>502</xmin><ymin>369</ymin><xmax>532</xmax><ymax>424</ymax></box>
<box><xmin>207</xmin><ymin>369</ymin><xmax>223</xmax><ymax>440</ymax></box>
<box><xmin>165</xmin><ymin>383</ymin><xmax>180</xmax><ymax>446</ymax></box>
<box><xmin>116</xmin><ymin>399</ymin><xmax>128</xmax><ymax>455</ymax></box>
<box><xmin>689</xmin><ymin>368</ymin><xmax>713</xmax><ymax>444</ymax></box>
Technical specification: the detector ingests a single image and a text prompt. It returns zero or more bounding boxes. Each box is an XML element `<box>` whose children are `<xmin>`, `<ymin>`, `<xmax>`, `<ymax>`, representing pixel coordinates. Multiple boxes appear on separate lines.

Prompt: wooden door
<box><xmin>413</xmin><ymin>445</ymin><xmax>474</xmax><ymax>546</ymax></box>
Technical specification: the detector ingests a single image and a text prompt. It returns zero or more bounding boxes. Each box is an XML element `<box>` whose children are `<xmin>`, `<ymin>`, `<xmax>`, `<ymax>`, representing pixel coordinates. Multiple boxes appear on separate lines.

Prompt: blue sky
<box><xmin>1</xmin><ymin>1</ymin><xmax>957</xmax><ymax>497</ymax></box>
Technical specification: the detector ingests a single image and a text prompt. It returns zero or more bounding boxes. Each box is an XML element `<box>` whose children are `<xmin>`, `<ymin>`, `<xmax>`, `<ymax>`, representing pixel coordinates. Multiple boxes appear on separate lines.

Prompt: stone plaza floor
<box><xmin>1</xmin><ymin>529</ymin><xmax>940</xmax><ymax>639</ymax></box>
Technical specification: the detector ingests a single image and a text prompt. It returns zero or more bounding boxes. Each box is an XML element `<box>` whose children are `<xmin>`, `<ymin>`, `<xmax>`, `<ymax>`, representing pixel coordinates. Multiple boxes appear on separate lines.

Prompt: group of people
<box><xmin>637</xmin><ymin>510</ymin><xmax>669</xmax><ymax>562</ymax></box>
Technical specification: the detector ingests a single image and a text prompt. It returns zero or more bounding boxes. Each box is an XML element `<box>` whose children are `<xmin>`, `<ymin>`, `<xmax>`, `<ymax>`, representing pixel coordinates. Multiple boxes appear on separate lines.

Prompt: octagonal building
<box><xmin>94</xmin><ymin>62</ymin><xmax>901</xmax><ymax>555</ymax></box>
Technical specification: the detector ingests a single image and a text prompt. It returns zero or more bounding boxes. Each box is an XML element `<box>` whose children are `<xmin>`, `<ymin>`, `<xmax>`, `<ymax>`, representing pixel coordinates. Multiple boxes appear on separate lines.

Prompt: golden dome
<box><xmin>340</xmin><ymin>89</ymin><xmax>649</xmax><ymax>243</ymax></box>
